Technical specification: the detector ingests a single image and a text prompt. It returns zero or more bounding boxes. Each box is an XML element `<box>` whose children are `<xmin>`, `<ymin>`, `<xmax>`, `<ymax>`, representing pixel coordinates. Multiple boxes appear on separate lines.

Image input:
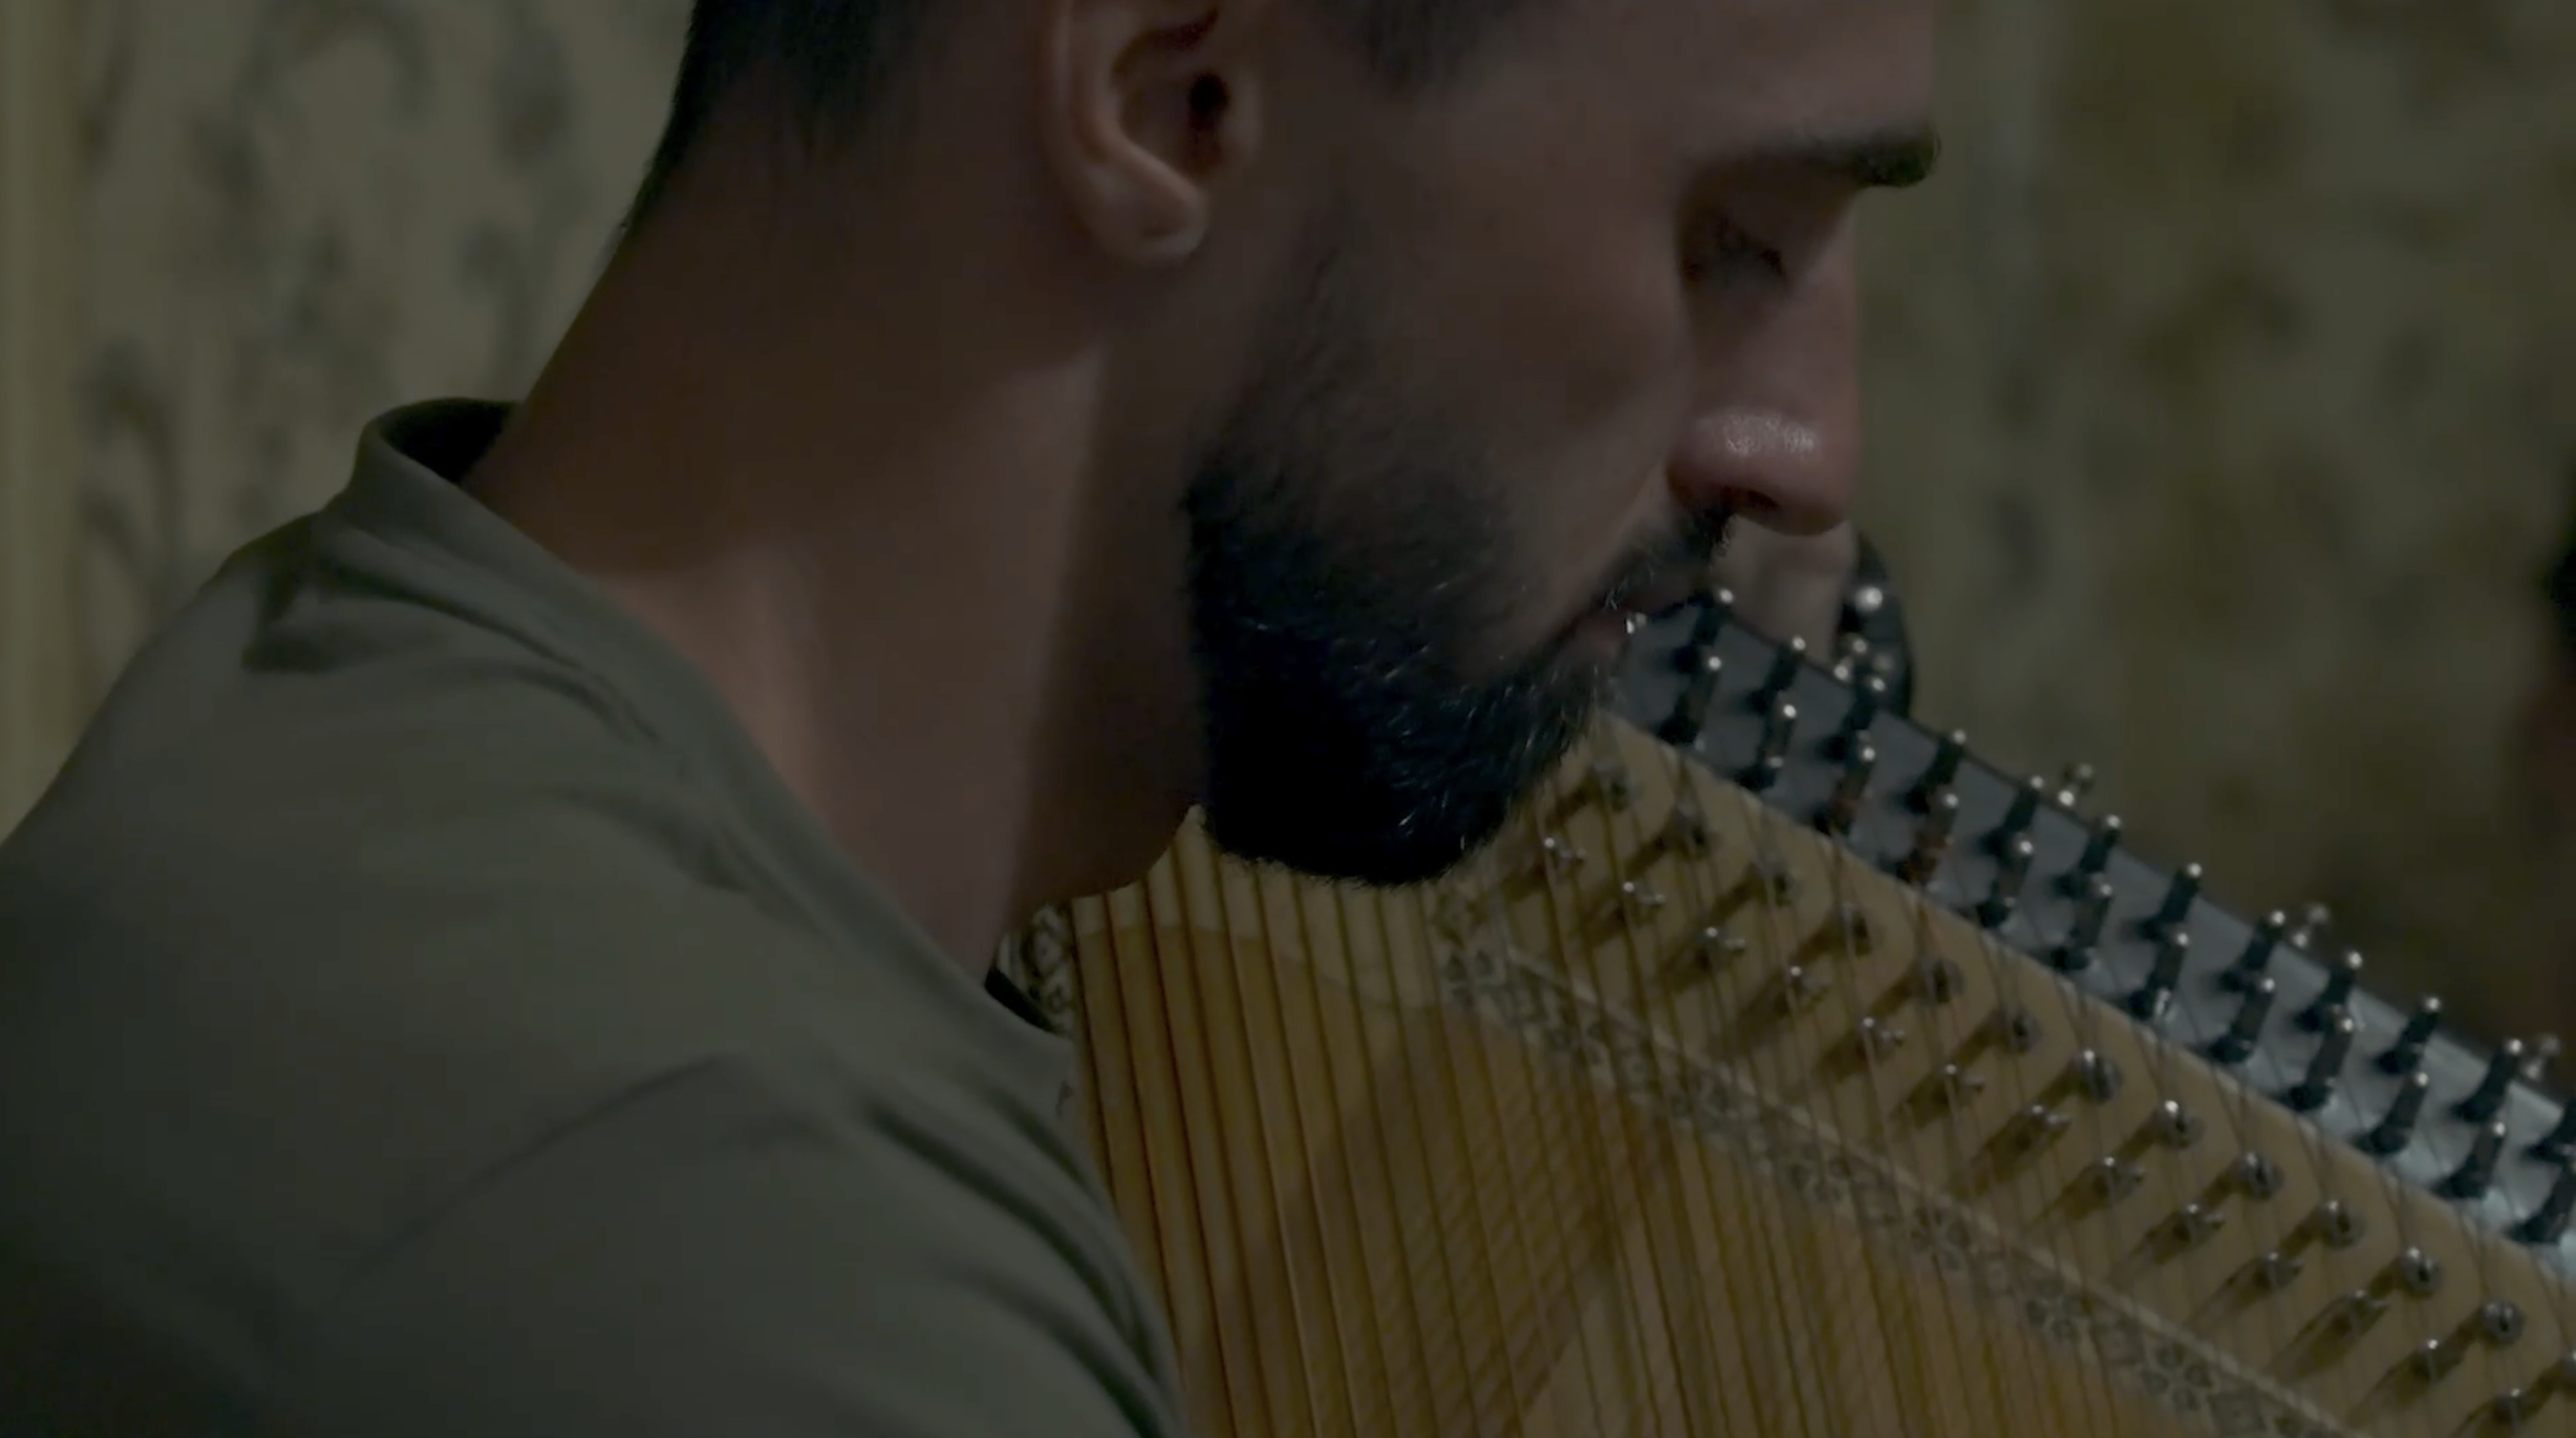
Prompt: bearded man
<box><xmin>0</xmin><ymin>1</ymin><xmax>1938</xmax><ymax>1432</ymax></box>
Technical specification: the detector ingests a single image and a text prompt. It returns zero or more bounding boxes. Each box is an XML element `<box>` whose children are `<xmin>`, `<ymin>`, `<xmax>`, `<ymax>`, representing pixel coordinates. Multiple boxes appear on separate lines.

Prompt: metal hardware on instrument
<box><xmin>1027</xmin><ymin>590</ymin><xmax>2576</xmax><ymax>1437</ymax></box>
<box><xmin>1618</xmin><ymin>591</ymin><xmax>2576</xmax><ymax>1276</ymax></box>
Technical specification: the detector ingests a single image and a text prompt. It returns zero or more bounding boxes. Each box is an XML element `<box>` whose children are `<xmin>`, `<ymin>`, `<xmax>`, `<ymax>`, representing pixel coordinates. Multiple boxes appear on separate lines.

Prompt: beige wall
<box><xmin>2</xmin><ymin>1</ymin><xmax>2572</xmax><ymax>1036</ymax></box>
<box><xmin>0</xmin><ymin>0</ymin><xmax>83</xmax><ymax>834</ymax></box>
<box><xmin>1858</xmin><ymin>0</ymin><xmax>2576</xmax><ymax>1036</ymax></box>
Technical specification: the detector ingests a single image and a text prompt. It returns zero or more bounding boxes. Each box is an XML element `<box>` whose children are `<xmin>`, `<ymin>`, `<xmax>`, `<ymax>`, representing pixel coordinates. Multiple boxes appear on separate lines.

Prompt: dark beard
<box><xmin>1184</xmin><ymin>473</ymin><xmax>1611</xmax><ymax>888</ymax></box>
<box><xmin>1179</xmin><ymin>234</ymin><xmax>1631</xmax><ymax>888</ymax></box>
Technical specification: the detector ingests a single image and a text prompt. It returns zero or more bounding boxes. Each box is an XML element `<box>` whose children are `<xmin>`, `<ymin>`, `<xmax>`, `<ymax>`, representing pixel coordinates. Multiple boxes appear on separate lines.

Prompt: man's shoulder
<box><xmin>0</xmin><ymin>705</ymin><xmax>872</xmax><ymax>1237</ymax></box>
<box><xmin>0</xmin><ymin>616</ymin><xmax>942</xmax><ymax>1356</ymax></box>
<box><xmin>0</xmin><ymin>486</ymin><xmax>1182</xmax><ymax>1434</ymax></box>
<box><xmin>0</xmin><ymin>725</ymin><xmax>1139</xmax><ymax>1432</ymax></box>
<box><xmin>258</xmin><ymin>1051</ymin><xmax>1180</xmax><ymax>1438</ymax></box>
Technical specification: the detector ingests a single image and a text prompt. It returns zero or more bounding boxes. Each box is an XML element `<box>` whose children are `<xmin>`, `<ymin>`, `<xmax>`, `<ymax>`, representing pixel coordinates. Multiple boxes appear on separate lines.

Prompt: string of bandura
<box><xmin>1318</xmin><ymin>842</ymin><xmax>1500</xmax><ymax>1434</ymax></box>
<box><xmin>1594</xmin><ymin>739</ymin><xmax>1817</xmax><ymax>1435</ymax></box>
<box><xmin>1166</xmin><ymin>836</ymin><xmax>1312</xmax><ymax>1435</ymax></box>
<box><xmin>1474</xmin><ymin>805</ymin><xmax>1636</xmax><ymax>1431</ymax></box>
<box><xmin>1788</xmin><ymin>766</ymin><xmax>2080</xmax><ymax>1433</ymax></box>
<box><xmin>1421</xmin><ymin>780</ymin><xmax>1623</xmax><ymax>1431</ymax></box>
<box><xmin>1563</xmin><ymin>726</ymin><xmax>1779</xmax><ymax>1435</ymax></box>
<box><xmin>1044</xmin><ymin>659</ymin><xmax>2576</xmax><ymax>1434</ymax></box>
<box><xmin>1519</xmin><ymin>737</ymin><xmax>1706</xmax><ymax>1435</ymax></box>
<box><xmin>2022</xmin><ymin>818</ymin><xmax>2160</xmax><ymax>1430</ymax></box>
<box><xmin>1710</xmin><ymin>741</ymin><xmax>2088</xmax><ymax>1434</ymax></box>
<box><xmin>1237</xmin><ymin>846</ymin><xmax>1399</xmax><ymax>1437</ymax></box>
<box><xmin>1689</xmin><ymin>745</ymin><xmax>1902</xmax><ymax>1434</ymax></box>
<box><xmin>1558</xmin><ymin>740</ymin><xmax>1783</xmax><ymax>1436</ymax></box>
<box><xmin>2199</xmin><ymin>911</ymin><xmax>2309</xmax><ymax>1422</ymax></box>
<box><xmin>1760</xmin><ymin>744</ymin><xmax>2007</xmax><ymax>1436</ymax></box>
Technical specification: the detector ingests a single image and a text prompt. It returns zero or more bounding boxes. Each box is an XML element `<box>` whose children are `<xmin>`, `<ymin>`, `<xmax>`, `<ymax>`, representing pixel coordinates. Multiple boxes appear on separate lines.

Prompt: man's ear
<box><xmin>1036</xmin><ymin>0</ymin><xmax>1272</xmax><ymax>267</ymax></box>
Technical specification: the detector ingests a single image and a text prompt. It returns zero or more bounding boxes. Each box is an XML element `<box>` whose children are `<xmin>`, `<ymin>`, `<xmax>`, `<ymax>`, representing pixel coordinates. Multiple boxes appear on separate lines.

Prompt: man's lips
<box><xmin>1615</xmin><ymin>573</ymin><xmax>1707</xmax><ymax>626</ymax></box>
<box><xmin>1604</xmin><ymin>514</ymin><xmax>1733</xmax><ymax>629</ymax></box>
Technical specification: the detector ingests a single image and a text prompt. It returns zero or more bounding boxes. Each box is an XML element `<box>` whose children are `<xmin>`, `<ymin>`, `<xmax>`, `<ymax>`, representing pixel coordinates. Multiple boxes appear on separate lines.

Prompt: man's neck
<box><xmin>465</xmin><ymin>171</ymin><xmax>1201</xmax><ymax>971</ymax></box>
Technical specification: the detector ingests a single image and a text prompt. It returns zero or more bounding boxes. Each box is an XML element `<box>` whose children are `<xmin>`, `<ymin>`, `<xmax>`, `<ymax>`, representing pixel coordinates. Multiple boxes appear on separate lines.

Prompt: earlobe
<box><xmin>1126</xmin><ymin>208</ymin><xmax>1210</xmax><ymax>264</ymax></box>
<box><xmin>1037</xmin><ymin>0</ymin><xmax>1260</xmax><ymax>268</ymax></box>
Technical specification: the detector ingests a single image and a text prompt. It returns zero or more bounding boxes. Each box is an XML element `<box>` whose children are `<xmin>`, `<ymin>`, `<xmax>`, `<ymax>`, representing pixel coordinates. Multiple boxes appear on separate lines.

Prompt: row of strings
<box><xmin>1042</xmin><ymin>717</ymin><xmax>2552</xmax><ymax>1435</ymax></box>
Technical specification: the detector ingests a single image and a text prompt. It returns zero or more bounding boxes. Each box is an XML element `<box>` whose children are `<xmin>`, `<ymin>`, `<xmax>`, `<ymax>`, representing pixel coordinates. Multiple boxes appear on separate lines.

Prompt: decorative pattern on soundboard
<box><xmin>1426</xmin><ymin>930</ymin><xmax>2354</xmax><ymax>1438</ymax></box>
<box><xmin>998</xmin><ymin>903</ymin><xmax>1086</xmax><ymax>1035</ymax></box>
<box><xmin>1001</xmin><ymin>891</ymin><xmax>2353</xmax><ymax>1436</ymax></box>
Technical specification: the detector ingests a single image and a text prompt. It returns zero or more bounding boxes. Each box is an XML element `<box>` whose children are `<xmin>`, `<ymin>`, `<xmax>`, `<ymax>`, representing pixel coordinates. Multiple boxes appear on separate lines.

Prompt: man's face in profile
<box><xmin>1183</xmin><ymin>0</ymin><xmax>1940</xmax><ymax>885</ymax></box>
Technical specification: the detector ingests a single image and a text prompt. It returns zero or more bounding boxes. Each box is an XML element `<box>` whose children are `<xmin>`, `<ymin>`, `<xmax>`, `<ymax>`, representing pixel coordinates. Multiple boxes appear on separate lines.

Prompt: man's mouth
<box><xmin>1615</xmin><ymin>574</ymin><xmax>1705</xmax><ymax>626</ymax></box>
<box><xmin>1584</xmin><ymin>510</ymin><xmax>1735</xmax><ymax>637</ymax></box>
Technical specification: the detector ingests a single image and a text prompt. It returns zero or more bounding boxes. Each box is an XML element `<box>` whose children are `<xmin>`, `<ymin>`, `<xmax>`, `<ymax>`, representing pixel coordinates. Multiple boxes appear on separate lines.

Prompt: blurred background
<box><xmin>2</xmin><ymin>0</ymin><xmax>2572</xmax><ymax>1043</ymax></box>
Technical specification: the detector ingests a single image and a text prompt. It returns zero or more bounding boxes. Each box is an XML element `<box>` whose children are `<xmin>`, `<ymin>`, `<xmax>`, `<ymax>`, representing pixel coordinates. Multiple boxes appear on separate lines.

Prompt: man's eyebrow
<box><xmin>1739</xmin><ymin>125</ymin><xmax>1944</xmax><ymax>190</ymax></box>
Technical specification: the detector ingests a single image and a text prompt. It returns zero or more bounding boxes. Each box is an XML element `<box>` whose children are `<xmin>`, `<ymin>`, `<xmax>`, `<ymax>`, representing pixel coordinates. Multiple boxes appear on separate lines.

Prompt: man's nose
<box><xmin>1664</xmin><ymin>237</ymin><xmax>1863</xmax><ymax>537</ymax></box>
<box><xmin>1669</xmin><ymin>408</ymin><xmax>1855</xmax><ymax>538</ymax></box>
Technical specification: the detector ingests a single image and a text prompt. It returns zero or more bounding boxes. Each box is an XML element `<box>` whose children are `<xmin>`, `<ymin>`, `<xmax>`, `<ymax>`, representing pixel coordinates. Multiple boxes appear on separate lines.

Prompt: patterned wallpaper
<box><xmin>16</xmin><ymin>1</ymin><xmax>2576</xmax><ymax>1038</ymax></box>
<box><xmin>70</xmin><ymin>0</ymin><xmax>687</xmax><ymax>697</ymax></box>
<box><xmin>1858</xmin><ymin>0</ymin><xmax>2576</xmax><ymax>1039</ymax></box>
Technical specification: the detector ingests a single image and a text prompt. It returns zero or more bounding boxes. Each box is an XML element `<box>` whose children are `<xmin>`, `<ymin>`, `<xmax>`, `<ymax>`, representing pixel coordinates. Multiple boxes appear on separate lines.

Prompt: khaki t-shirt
<box><xmin>0</xmin><ymin>401</ymin><xmax>1183</xmax><ymax>1437</ymax></box>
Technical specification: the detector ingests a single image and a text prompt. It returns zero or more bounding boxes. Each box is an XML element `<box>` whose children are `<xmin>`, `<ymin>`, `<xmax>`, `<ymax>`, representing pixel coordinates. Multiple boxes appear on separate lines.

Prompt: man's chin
<box><xmin>1201</xmin><ymin>811</ymin><xmax>1510</xmax><ymax>890</ymax></box>
<box><xmin>1199</xmin><ymin>729</ymin><xmax>1601</xmax><ymax>888</ymax></box>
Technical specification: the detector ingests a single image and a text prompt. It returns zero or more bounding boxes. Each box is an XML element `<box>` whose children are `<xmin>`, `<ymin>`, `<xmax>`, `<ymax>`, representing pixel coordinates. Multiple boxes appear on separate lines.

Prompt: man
<box><xmin>0</xmin><ymin>1</ymin><xmax>1938</xmax><ymax>1433</ymax></box>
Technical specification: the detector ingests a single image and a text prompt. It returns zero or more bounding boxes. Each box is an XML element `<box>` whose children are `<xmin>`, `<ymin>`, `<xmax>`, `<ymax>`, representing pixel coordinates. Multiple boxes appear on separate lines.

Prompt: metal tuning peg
<box><xmin>1535</xmin><ymin>835</ymin><xmax>1588</xmax><ymax>880</ymax></box>
<box><xmin>2071</xmin><ymin>1048</ymin><xmax>2126</xmax><ymax>1105</ymax></box>
<box><xmin>1658</xmin><ymin>647</ymin><xmax>1726</xmax><ymax>746</ymax></box>
<box><xmin>2489</xmin><ymin>1360</ymin><xmax>2576</xmax><ymax>1431</ymax></box>
<box><xmin>2533</xmin><ymin>1100</ymin><xmax>2576</xmax><ymax>1165</ymax></box>
<box><xmin>1654</xmin><ymin>805</ymin><xmax>1715</xmax><ymax>864</ymax></box>
<box><xmin>1829</xmin><ymin>632</ymin><xmax>1871</xmax><ymax>685</ymax></box>
<box><xmin>2288</xmin><ymin>903</ymin><xmax>2333</xmax><ymax>953</ymax></box>
<box><xmin>2409</xmin><ymin>1304</ymin><xmax>2527</xmax><ymax>1383</ymax></box>
<box><xmin>2300</xmin><ymin>950</ymin><xmax>2363</xmax><ymax>1031</ymax></box>
<box><xmin>2229</xmin><ymin>1150</ymin><xmax>2286</xmax><ymax>1200</ymax></box>
<box><xmin>2054</xmin><ymin>762</ymin><xmax>2096</xmax><ymax>812</ymax></box>
<box><xmin>2054</xmin><ymin>875</ymin><xmax>2114</xmax><ymax>974</ymax></box>
<box><xmin>2127</xmin><ymin>930</ymin><xmax>2190</xmax><ymax>1024</ymax></box>
<box><xmin>2287</xmin><ymin>1009</ymin><xmax>2356</xmax><ymax>1113</ymax></box>
<box><xmin>1596</xmin><ymin>877</ymin><xmax>1668</xmax><ymax>935</ymax></box>
<box><xmin>2516</xmin><ymin>1162</ymin><xmax>2576</xmax><ymax>1246</ymax></box>
<box><xmin>1976</xmin><ymin>835</ymin><xmax>2034</xmax><ymax>929</ymax></box>
<box><xmin>1817</xmin><ymin>742</ymin><xmax>1875</xmax><ymax>838</ymax></box>
<box><xmin>2442</xmin><ymin>1120</ymin><xmax>2511</xmax><ymax>1202</ymax></box>
<box><xmin>2221</xmin><ymin>911</ymin><xmax>2286</xmax><ymax>992</ymax></box>
<box><xmin>2377</xmin><ymin>997</ymin><xmax>2442</xmax><ymax>1075</ymax></box>
<box><xmin>1581</xmin><ymin>757</ymin><xmax>1636</xmax><ymax>812</ymax></box>
<box><xmin>2147</xmin><ymin>862</ymin><xmax>2201</xmax><ymax>936</ymax></box>
<box><xmin>2361</xmin><ymin>1070</ymin><xmax>2432</xmax><ymax>1157</ymax></box>
<box><xmin>1752</xmin><ymin>635</ymin><xmax>1807</xmax><ymax>710</ymax></box>
<box><xmin>2208</xmin><ymin>976</ymin><xmax>2276</xmax><ymax>1065</ymax></box>
<box><xmin>2061</xmin><ymin>815</ymin><xmax>2121</xmax><ymax>895</ymax></box>
<box><xmin>1679</xmin><ymin>587</ymin><xmax>1732</xmax><ymax>653</ymax></box>
<box><xmin>1741</xmin><ymin>697</ymin><xmax>1797</xmax><ymax>794</ymax></box>
<box><xmin>1993</xmin><ymin>775</ymin><xmax>2048</xmax><ymax>853</ymax></box>
<box><xmin>1975</xmin><ymin>779</ymin><xmax>2046</xmax><ymax>927</ymax></box>
<box><xmin>1832</xmin><ymin>673</ymin><xmax>1885</xmax><ymax>759</ymax></box>
<box><xmin>2457</xmin><ymin>1039</ymin><xmax>2529</xmax><ymax>1125</ymax></box>
<box><xmin>1897</xmin><ymin>790</ymin><xmax>1959</xmax><ymax>887</ymax></box>
<box><xmin>2528</xmin><ymin>1035</ymin><xmax>2562</xmax><ymax>1085</ymax></box>
<box><xmin>1909</xmin><ymin>729</ymin><xmax>1967</xmax><ymax>812</ymax></box>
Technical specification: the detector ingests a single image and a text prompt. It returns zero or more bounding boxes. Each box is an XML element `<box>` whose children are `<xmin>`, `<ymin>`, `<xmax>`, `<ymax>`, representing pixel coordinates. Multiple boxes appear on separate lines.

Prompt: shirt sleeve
<box><xmin>270</xmin><ymin>1058</ymin><xmax>1180</xmax><ymax>1438</ymax></box>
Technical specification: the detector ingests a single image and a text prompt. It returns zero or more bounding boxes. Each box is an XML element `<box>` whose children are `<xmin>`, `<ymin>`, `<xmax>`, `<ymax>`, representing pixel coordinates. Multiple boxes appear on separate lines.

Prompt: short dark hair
<box><xmin>622</xmin><ymin>0</ymin><xmax>1553</xmax><ymax>237</ymax></box>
